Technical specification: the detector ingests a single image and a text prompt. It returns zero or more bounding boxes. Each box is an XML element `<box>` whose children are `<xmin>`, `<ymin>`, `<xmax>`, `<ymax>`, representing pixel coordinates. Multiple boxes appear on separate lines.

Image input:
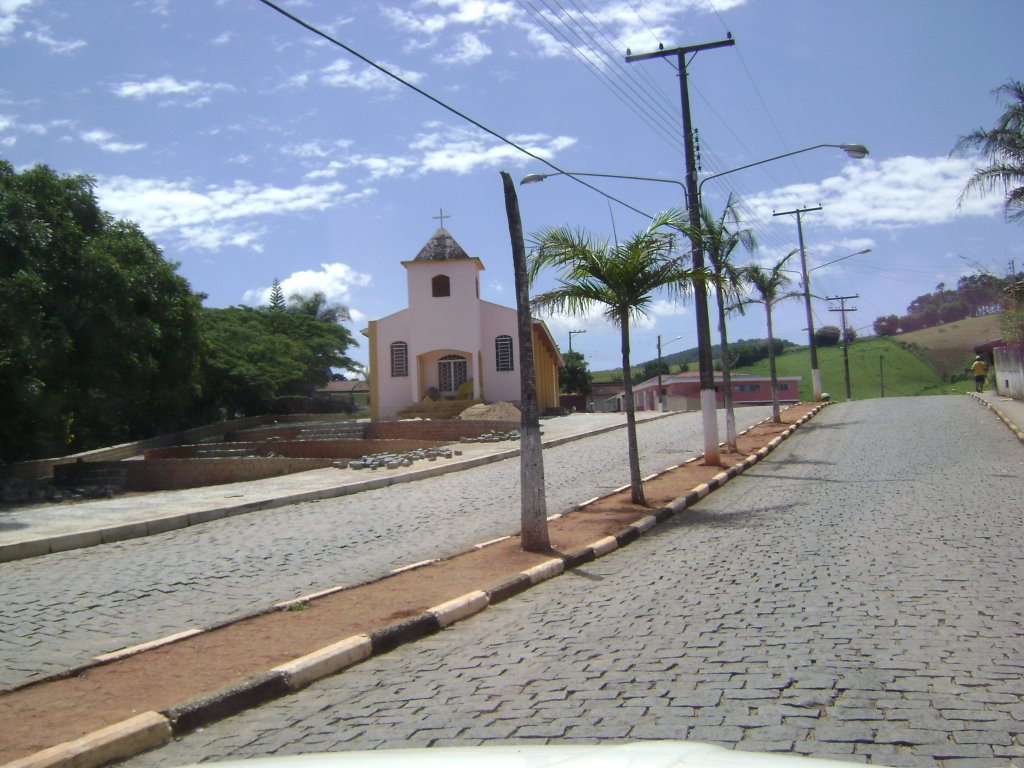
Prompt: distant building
<box><xmin>363</xmin><ymin>227</ymin><xmax>562</xmax><ymax>421</ymax></box>
<box><xmin>624</xmin><ymin>371</ymin><xmax>803</xmax><ymax>412</ymax></box>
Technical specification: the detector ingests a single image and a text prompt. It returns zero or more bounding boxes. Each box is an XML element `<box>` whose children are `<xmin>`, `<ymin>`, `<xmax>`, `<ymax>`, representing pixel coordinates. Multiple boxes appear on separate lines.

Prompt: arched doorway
<box><xmin>438</xmin><ymin>354</ymin><xmax>468</xmax><ymax>396</ymax></box>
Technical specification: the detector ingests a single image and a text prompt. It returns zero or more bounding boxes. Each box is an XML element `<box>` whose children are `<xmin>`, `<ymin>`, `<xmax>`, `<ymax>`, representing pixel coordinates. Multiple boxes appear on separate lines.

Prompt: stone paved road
<box><xmin>0</xmin><ymin>407</ymin><xmax>770</xmax><ymax>690</ymax></box>
<box><xmin>122</xmin><ymin>398</ymin><xmax>1024</xmax><ymax>768</ymax></box>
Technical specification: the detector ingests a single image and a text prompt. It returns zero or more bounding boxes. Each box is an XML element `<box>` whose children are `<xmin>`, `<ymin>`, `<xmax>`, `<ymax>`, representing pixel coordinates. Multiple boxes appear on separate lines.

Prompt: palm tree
<box><xmin>737</xmin><ymin>253</ymin><xmax>799</xmax><ymax>423</ymax></box>
<box><xmin>287</xmin><ymin>291</ymin><xmax>351</xmax><ymax>324</ymax></box>
<box><xmin>528</xmin><ymin>212</ymin><xmax>697</xmax><ymax>505</ymax></box>
<box><xmin>673</xmin><ymin>194</ymin><xmax>756</xmax><ymax>451</ymax></box>
<box><xmin>953</xmin><ymin>79</ymin><xmax>1024</xmax><ymax>223</ymax></box>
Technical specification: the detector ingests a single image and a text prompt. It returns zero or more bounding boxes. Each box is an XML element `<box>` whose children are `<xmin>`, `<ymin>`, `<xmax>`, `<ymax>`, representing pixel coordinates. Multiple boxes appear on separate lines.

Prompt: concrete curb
<box><xmin>3</xmin><ymin>405</ymin><xmax>824</xmax><ymax>768</ymax></box>
<box><xmin>2</xmin><ymin>712</ymin><xmax>172</xmax><ymax>768</ymax></box>
<box><xmin>969</xmin><ymin>392</ymin><xmax>1024</xmax><ymax>444</ymax></box>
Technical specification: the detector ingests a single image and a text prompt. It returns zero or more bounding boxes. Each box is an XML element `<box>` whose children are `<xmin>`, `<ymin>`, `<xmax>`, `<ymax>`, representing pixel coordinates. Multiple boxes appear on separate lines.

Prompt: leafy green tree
<box><xmin>200</xmin><ymin>306</ymin><xmax>356</xmax><ymax>416</ymax></box>
<box><xmin>559</xmin><ymin>350</ymin><xmax>592</xmax><ymax>395</ymax></box>
<box><xmin>953</xmin><ymin>79</ymin><xmax>1024</xmax><ymax>223</ymax></box>
<box><xmin>0</xmin><ymin>161</ymin><xmax>202</xmax><ymax>462</ymax></box>
<box><xmin>633</xmin><ymin>358</ymin><xmax>670</xmax><ymax>385</ymax></box>
<box><xmin>873</xmin><ymin>314</ymin><xmax>900</xmax><ymax>336</ymax></box>
<box><xmin>815</xmin><ymin>325</ymin><xmax>842</xmax><ymax>347</ymax></box>
<box><xmin>529</xmin><ymin>211</ymin><xmax>697</xmax><ymax>505</ymax></box>
<box><xmin>738</xmin><ymin>254</ymin><xmax>799</xmax><ymax>423</ymax></box>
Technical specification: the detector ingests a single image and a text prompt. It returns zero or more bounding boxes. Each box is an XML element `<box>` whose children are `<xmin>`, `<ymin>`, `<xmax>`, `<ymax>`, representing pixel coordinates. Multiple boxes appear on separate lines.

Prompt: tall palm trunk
<box><xmin>618</xmin><ymin>315</ymin><xmax>646</xmax><ymax>505</ymax></box>
<box><xmin>500</xmin><ymin>171</ymin><xmax>550</xmax><ymax>552</ymax></box>
<box><xmin>764</xmin><ymin>304</ymin><xmax>781</xmax><ymax>423</ymax></box>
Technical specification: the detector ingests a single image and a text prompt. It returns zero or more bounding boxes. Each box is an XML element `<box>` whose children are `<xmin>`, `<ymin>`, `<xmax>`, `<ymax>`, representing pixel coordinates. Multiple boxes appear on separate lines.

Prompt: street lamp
<box><xmin>696</xmin><ymin>144</ymin><xmax>869</xmax><ymax>200</ymax></box>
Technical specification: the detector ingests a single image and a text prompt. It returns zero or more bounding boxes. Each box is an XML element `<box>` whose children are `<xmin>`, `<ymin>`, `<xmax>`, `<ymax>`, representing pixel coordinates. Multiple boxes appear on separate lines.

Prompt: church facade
<box><xmin>364</xmin><ymin>227</ymin><xmax>563</xmax><ymax>421</ymax></box>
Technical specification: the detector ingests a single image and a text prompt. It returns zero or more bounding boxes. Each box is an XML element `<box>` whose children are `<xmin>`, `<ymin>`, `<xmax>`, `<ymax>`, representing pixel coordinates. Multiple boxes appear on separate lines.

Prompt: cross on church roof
<box><xmin>433</xmin><ymin>208</ymin><xmax>451</xmax><ymax>229</ymax></box>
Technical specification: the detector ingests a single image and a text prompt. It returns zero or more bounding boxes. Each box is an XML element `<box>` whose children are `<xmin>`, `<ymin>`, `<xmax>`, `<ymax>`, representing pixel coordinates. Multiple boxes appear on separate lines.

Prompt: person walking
<box><xmin>971</xmin><ymin>355</ymin><xmax>989</xmax><ymax>392</ymax></box>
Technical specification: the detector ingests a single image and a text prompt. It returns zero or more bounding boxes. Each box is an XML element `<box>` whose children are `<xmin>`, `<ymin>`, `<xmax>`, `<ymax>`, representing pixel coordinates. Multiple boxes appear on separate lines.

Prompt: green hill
<box><xmin>731</xmin><ymin>336</ymin><xmax>952</xmax><ymax>401</ymax></box>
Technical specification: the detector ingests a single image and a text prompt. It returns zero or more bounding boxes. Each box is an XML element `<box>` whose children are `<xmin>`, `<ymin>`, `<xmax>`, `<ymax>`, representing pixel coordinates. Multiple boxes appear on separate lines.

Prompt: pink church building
<box><xmin>364</xmin><ymin>227</ymin><xmax>563</xmax><ymax>421</ymax></box>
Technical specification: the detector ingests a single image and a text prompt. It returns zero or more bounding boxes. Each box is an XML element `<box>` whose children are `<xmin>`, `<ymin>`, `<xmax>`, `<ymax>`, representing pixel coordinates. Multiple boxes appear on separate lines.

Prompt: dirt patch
<box><xmin>458</xmin><ymin>401</ymin><xmax>522</xmax><ymax>421</ymax></box>
<box><xmin>0</xmin><ymin>403</ymin><xmax>819</xmax><ymax>765</ymax></box>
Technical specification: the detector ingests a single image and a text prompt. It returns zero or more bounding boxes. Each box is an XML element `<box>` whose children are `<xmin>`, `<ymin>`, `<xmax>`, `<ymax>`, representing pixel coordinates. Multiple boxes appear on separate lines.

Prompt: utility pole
<box><xmin>656</xmin><ymin>335</ymin><xmax>667</xmax><ymax>412</ymax></box>
<box><xmin>827</xmin><ymin>293</ymin><xmax>858</xmax><ymax>400</ymax></box>
<box><xmin>774</xmin><ymin>205</ymin><xmax>823</xmax><ymax>402</ymax></box>
<box><xmin>627</xmin><ymin>35</ymin><xmax>734</xmax><ymax>466</ymax></box>
<box><xmin>568</xmin><ymin>329</ymin><xmax>586</xmax><ymax>353</ymax></box>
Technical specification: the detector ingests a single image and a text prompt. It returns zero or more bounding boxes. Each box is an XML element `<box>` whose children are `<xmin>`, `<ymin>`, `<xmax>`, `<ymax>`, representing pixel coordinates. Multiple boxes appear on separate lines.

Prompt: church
<box><xmin>364</xmin><ymin>226</ymin><xmax>563</xmax><ymax>421</ymax></box>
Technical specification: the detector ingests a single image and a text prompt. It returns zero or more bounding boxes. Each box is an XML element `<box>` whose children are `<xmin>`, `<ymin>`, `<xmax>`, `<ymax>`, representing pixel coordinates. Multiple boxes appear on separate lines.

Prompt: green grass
<box><xmin>590</xmin><ymin>336</ymin><xmax>960</xmax><ymax>401</ymax></box>
<box><xmin>728</xmin><ymin>337</ymin><xmax>952</xmax><ymax>401</ymax></box>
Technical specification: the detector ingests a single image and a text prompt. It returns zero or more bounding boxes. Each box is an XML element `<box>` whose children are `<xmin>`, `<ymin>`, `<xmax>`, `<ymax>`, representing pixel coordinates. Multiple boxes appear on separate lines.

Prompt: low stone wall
<box><xmin>366</xmin><ymin>420</ymin><xmax>517</xmax><ymax>442</ymax></box>
<box><xmin>55</xmin><ymin>457</ymin><xmax>335</xmax><ymax>492</ymax></box>
<box><xmin>146</xmin><ymin>438</ymin><xmax>442</xmax><ymax>461</ymax></box>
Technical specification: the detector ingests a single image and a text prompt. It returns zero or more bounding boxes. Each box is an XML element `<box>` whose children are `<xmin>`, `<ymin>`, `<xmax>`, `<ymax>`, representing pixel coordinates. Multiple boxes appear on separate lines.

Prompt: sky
<box><xmin>2</xmin><ymin>0</ymin><xmax>1021</xmax><ymax>374</ymax></box>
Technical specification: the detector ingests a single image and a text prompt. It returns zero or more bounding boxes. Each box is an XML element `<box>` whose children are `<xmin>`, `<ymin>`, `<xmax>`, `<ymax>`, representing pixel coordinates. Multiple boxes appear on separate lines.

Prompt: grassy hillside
<box><xmin>732</xmin><ymin>337</ymin><xmax>951</xmax><ymax>401</ymax></box>
<box><xmin>893</xmin><ymin>314</ymin><xmax>1003</xmax><ymax>378</ymax></box>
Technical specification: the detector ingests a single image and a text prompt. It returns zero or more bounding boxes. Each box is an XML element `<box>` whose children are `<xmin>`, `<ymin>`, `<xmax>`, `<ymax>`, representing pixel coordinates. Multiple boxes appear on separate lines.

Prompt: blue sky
<box><xmin>2</xmin><ymin>0</ymin><xmax>1020</xmax><ymax>373</ymax></box>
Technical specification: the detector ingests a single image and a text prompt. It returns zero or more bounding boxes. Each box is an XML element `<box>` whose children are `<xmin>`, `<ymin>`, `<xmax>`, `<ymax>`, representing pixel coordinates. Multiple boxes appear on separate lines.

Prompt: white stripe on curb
<box><xmin>522</xmin><ymin>559</ymin><xmax>564</xmax><ymax>584</ymax></box>
<box><xmin>2</xmin><ymin>712</ymin><xmax>172</xmax><ymax>768</ymax></box>
<box><xmin>429</xmin><ymin>590</ymin><xmax>489</xmax><ymax>628</ymax></box>
<box><xmin>271</xmin><ymin>634</ymin><xmax>372</xmax><ymax>690</ymax></box>
<box><xmin>590</xmin><ymin>536</ymin><xmax>618</xmax><ymax>557</ymax></box>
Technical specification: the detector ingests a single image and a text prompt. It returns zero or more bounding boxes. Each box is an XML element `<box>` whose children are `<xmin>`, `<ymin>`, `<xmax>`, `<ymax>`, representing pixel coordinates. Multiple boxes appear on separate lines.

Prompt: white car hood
<box><xmin>178</xmin><ymin>740</ymin><xmax>885</xmax><ymax>768</ymax></box>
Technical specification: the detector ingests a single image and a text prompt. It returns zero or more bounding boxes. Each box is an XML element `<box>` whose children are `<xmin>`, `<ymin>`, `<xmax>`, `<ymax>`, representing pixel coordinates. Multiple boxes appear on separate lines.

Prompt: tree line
<box><xmin>1</xmin><ymin>161</ymin><xmax>356</xmax><ymax>464</ymax></box>
<box><xmin>871</xmin><ymin>271</ymin><xmax>1017</xmax><ymax>336</ymax></box>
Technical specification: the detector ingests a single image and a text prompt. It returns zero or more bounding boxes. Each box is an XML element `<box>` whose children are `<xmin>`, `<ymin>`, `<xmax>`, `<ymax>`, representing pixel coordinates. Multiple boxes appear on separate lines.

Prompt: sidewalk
<box><xmin>971</xmin><ymin>389</ymin><xmax>1024</xmax><ymax>443</ymax></box>
<box><xmin>0</xmin><ymin>411</ymin><xmax>666</xmax><ymax>564</ymax></box>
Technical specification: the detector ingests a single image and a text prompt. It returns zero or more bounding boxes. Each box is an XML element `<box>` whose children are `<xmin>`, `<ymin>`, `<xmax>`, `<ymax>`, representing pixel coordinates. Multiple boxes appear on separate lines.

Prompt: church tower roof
<box><xmin>413</xmin><ymin>228</ymin><xmax>472</xmax><ymax>262</ymax></box>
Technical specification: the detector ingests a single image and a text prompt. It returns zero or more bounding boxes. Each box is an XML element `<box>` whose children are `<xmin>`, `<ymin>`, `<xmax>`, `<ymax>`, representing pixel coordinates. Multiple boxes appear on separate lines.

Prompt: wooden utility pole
<box><xmin>626</xmin><ymin>36</ymin><xmax>734</xmax><ymax>466</ymax></box>
<box><xmin>828</xmin><ymin>293</ymin><xmax>858</xmax><ymax>400</ymax></box>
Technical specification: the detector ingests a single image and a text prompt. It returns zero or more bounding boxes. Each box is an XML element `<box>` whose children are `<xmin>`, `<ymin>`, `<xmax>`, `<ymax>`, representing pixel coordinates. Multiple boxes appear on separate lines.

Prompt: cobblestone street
<box><xmin>119</xmin><ymin>397</ymin><xmax>1024</xmax><ymax>768</ymax></box>
<box><xmin>0</xmin><ymin>408</ymin><xmax>770</xmax><ymax>689</ymax></box>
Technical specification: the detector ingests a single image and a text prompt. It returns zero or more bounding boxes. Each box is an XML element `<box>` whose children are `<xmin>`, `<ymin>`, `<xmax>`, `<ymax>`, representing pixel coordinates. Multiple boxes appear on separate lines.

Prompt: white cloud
<box><xmin>81</xmin><ymin>128</ymin><xmax>145</xmax><ymax>153</ymax></box>
<box><xmin>439</xmin><ymin>32</ymin><xmax>491</xmax><ymax>65</ymax></box>
<box><xmin>113</xmin><ymin>76</ymin><xmax>231</xmax><ymax>101</ymax></box>
<box><xmin>0</xmin><ymin>0</ymin><xmax>34</xmax><ymax>40</ymax></box>
<box><xmin>412</xmin><ymin>127</ymin><xmax>576</xmax><ymax>175</ymax></box>
<box><xmin>211</xmin><ymin>31</ymin><xmax>232</xmax><ymax>45</ymax></box>
<box><xmin>745</xmin><ymin>156</ymin><xmax>1004</xmax><ymax>230</ymax></box>
<box><xmin>96</xmin><ymin>175</ymin><xmax>352</xmax><ymax>251</ymax></box>
<box><xmin>382</xmin><ymin>6</ymin><xmax>448</xmax><ymax>35</ymax></box>
<box><xmin>299</xmin><ymin>125</ymin><xmax>575</xmax><ymax>181</ymax></box>
<box><xmin>319</xmin><ymin>59</ymin><xmax>425</xmax><ymax>92</ymax></box>
<box><xmin>242</xmin><ymin>262</ymin><xmax>373</xmax><ymax>312</ymax></box>
<box><xmin>23</xmin><ymin>24</ymin><xmax>85</xmax><ymax>53</ymax></box>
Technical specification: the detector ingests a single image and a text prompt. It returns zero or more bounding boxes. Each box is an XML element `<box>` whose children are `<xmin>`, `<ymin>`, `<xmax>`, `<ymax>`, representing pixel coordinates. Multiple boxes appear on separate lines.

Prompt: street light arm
<box><xmin>521</xmin><ymin>171</ymin><xmax>687</xmax><ymax>197</ymax></box>
<box><xmin>697</xmin><ymin>143</ymin><xmax>869</xmax><ymax>198</ymax></box>
<box><xmin>809</xmin><ymin>248</ymin><xmax>872</xmax><ymax>272</ymax></box>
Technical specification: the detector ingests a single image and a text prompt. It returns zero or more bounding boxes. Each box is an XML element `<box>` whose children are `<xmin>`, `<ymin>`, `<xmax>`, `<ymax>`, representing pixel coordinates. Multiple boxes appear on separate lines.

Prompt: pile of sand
<box><xmin>458</xmin><ymin>401</ymin><xmax>522</xmax><ymax>421</ymax></box>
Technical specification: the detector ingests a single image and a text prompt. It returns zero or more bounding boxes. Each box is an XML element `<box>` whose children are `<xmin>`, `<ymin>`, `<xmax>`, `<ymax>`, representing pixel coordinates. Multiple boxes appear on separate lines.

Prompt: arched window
<box><xmin>431</xmin><ymin>274</ymin><xmax>450</xmax><ymax>297</ymax></box>
<box><xmin>495</xmin><ymin>335</ymin><xmax>514</xmax><ymax>371</ymax></box>
<box><xmin>390</xmin><ymin>341</ymin><xmax>408</xmax><ymax>377</ymax></box>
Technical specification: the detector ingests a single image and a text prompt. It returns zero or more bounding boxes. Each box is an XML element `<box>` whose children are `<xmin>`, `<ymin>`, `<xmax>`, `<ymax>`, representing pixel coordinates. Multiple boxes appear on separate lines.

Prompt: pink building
<box><xmin>364</xmin><ymin>228</ymin><xmax>562</xmax><ymax>421</ymax></box>
<box><xmin>626</xmin><ymin>371</ymin><xmax>802</xmax><ymax>412</ymax></box>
